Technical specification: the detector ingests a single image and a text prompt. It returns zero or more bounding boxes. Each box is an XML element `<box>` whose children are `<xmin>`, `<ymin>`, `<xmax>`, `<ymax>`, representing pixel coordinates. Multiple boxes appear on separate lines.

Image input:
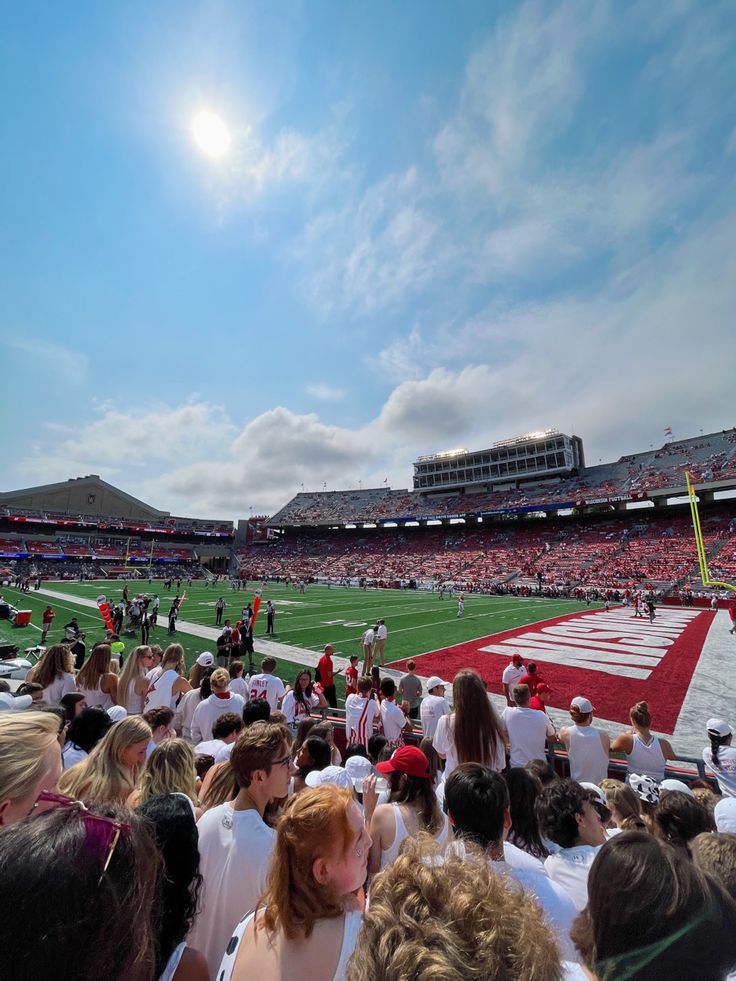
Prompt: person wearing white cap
<box><xmin>304</xmin><ymin>765</ymin><xmax>353</xmax><ymax>790</ymax></box>
<box><xmin>659</xmin><ymin>779</ymin><xmax>694</xmax><ymax>797</ymax></box>
<box><xmin>345</xmin><ymin>755</ymin><xmax>374</xmax><ymax>794</ymax></box>
<box><xmin>419</xmin><ymin>676</ymin><xmax>450</xmax><ymax>741</ymax></box>
<box><xmin>558</xmin><ymin>697</ymin><xmax>610</xmax><ymax>786</ymax></box>
<box><xmin>714</xmin><ymin>796</ymin><xmax>736</xmax><ymax>833</ymax></box>
<box><xmin>703</xmin><ymin>718</ymin><xmax>736</xmax><ymax>797</ymax></box>
<box><xmin>107</xmin><ymin>705</ymin><xmax>128</xmax><ymax>723</ymax></box>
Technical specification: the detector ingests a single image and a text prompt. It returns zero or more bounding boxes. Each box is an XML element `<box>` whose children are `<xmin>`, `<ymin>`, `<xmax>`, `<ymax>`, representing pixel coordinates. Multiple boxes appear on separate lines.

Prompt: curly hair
<box><xmin>535</xmin><ymin>778</ymin><xmax>587</xmax><ymax>849</ymax></box>
<box><xmin>259</xmin><ymin>785</ymin><xmax>357</xmax><ymax>940</ymax></box>
<box><xmin>346</xmin><ymin>835</ymin><xmax>561</xmax><ymax>980</ymax></box>
<box><xmin>653</xmin><ymin>791</ymin><xmax>714</xmax><ymax>853</ymax></box>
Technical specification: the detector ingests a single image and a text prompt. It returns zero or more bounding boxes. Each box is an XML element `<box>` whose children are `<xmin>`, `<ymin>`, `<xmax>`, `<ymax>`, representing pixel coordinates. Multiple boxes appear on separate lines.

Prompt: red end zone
<box><xmin>388</xmin><ymin>607</ymin><xmax>713</xmax><ymax>732</ymax></box>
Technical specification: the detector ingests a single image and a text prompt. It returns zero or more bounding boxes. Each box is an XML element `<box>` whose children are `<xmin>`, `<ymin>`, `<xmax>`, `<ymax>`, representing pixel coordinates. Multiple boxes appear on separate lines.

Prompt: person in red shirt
<box><xmin>529</xmin><ymin>682</ymin><xmax>553</xmax><ymax>713</ymax></box>
<box><xmin>318</xmin><ymin>644</ymin><xmax>337</xmax><ymax>709</ymax></box>
<box><xmin>345</xmin><ymin>655</ymin><xmax>360</xmax><ymax>696</ymax></box>
<box><xmin>518</xmin><ymin>662</ymin><xmax>545</xmax><ymax>696</ymax></box>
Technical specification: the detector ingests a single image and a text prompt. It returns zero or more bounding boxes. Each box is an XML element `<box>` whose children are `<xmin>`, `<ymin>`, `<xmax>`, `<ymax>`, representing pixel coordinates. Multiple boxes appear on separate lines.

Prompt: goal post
<box><xmin>685</xmin><ymin>471</ymin><xmax>736</xmax><ymax>593</ymax></box>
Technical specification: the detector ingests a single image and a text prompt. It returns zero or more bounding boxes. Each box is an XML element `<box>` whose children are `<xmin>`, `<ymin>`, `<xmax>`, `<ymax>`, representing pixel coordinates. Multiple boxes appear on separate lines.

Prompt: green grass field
<box><xmin>1</xmin><ymin>580</ymin><xmax>597</xmax><ymax>705</ymax></box>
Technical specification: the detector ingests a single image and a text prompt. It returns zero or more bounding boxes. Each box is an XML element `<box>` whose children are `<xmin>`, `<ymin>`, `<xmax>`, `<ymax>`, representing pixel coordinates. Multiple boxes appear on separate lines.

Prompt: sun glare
<box><xmin>191</xmin><ymin>109</ymin><xmax>231</xmax><ymax>160</ymax></box>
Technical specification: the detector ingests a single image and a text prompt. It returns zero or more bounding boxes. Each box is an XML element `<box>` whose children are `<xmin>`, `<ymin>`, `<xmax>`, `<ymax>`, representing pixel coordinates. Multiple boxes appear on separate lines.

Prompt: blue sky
<box><xmin>2</xmin><ymin>0</ymin><xmax>735</xmax><ymax>519</ymax></box>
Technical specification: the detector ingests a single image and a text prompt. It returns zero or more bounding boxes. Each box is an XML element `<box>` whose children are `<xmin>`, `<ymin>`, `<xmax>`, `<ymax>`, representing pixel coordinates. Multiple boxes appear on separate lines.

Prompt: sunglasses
<box><xmin>33</xmin><ymin>790</ymin><xmax>130</xmax><ymax>886</ymax></box>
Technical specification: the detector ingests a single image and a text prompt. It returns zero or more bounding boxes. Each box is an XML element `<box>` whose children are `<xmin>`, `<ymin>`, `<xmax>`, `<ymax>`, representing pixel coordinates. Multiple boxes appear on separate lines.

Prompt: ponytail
<box><xmin>710</xmin><ymin>733</ymin><xmax>725</xmax><ymax>767</ymax></box>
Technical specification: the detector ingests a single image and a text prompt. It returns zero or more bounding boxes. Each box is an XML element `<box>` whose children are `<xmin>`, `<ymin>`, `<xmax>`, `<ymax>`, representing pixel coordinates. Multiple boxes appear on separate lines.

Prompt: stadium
<box><xmin>2</xmin><ymin>425</ymin><xmax>735</xmax><ymax>762</ymax></box>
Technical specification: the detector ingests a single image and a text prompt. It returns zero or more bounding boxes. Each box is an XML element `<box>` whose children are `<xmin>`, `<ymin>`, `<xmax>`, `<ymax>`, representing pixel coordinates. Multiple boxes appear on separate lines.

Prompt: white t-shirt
<box><xmin>433</xmin><ymin>712</ymin><xmax>506</xmax><ymax>778</ymax></box>
<box><xmin>143</xmin><ymin>668</ymin><xmax>181</xmax><ymax>712</ymax></box>
<box><xmin>215</xmin><ymin>742</ymin><xmax>235</xmax><ymax>763</ymax></box>
<box><xmin>282</xmin><ymin>689</ymin><xmax>320</xmax><ymax>726</ymax></box>
<box><xmin>362</xmin><ymin>628</ymin><xmax>375</xmax><ymax>646</ymax></box>
<box><xmin>501</xmin><ymin>664</ymin><xmax>526</xmax><ymax>695</ymax></box>
<box><xmin>195</xmin><ymin>738</ymin><xmax>226</xmax><ymax>756</ymax></box>
<box><xmin>377</xmin><ymin>624</ymin><xmax>388</xmax><ymax>641</ymax></box>
<box><xmin>42</xmin><ymin>672</ymin><xmax>77</xmax><ymax>706</ymax></box>
<box><xmin>420</xmin><ymin>694</ymin><xmax>450</xmax><ymax>740</ymax></box>
<box><xmin>228</xmin><ymin>677</ymin><xmax>249</xmax><ymax>698</ymax></box>
<box><xmin>502</xmin><ymin>840</ymin><xmax>548</xmax><ymax>875</ymax></box>
<box><xmin>703</xmin><ymin>746</ymin><xmax>736</xmax><ymax>797</ymax></box>
<box><xmin>191</xmin><ymin>692</ymin><xmax>246</xmax><ymax>743</ymax></box>
<box><xmin>381</xmin><ymin>699</ymin><xmax>406</xmax><ymax>744</ymax></box>
<box><xmin>248</xmin><ymin>673</ymin><xmax>285</xmax><ymax>710</ymax></box>
<box><xmin>345</xmin><ymin>694</ymin><xmax>379</xmax><ymax>746</ymax></box>
<box><xmin>502</xmin><ymin>706</ymin><xmax>555</xmax><ymax>767</ymax></box>
<box><xmin>491</xmin><ymin>859</ymin><xmax>578</xmax><ymax>961</ymax></box>
<box><xmin>188</xmin><ymin>804</ymin><xmax>276</xmax><ymax>979</ymax></box>
<box><xmin>544</xmin><ymin>845</ymin><xmax>601</xmax><ymax>912</ymax></box>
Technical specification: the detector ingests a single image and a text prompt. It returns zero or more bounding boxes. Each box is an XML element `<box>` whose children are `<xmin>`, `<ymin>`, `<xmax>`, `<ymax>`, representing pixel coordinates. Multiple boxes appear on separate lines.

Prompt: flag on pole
<box><xmin>664</xmin><ymin>426</ymin><xmax>673</xmax><ymax>437</ymax></box>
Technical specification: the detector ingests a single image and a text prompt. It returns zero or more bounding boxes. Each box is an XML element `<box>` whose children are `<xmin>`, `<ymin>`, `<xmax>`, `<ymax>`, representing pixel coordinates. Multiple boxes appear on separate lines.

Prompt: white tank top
<box><xmin>216</xmin><ymin>909</ymin><xmax>363</xmax><ymax>981</ymax></box>
<box><xmin>159</xmin><ymin>942</ymin><xmax>186</xmax><ymax>981</ymax></box>
<box><xmin>380</xmin><ymin>803</ymin><xmax>449</xmax><ymax>870</ymax></box>
<box><xmin>626</xmin><ymin>732</ymin><xmax>666</xmax><ymax>782</ymax></box>
<box><xmin>144</xmin><ymin>669</ymin><xmax>179</xmax><ymax>711</ymax></box>
<box><xmin>568</xmin><ymin>725</ymin><xmax>609</xmax><ymax>785</ymax></box>
<box><xmin>78</xmin><ymin>680</ymin><xmax>113</xmax><ymax>711</ymax></box>
<box><xmin>125</xmin><ymin>679</ymin><xmax>144</xmax><ymax>715</ymax></box>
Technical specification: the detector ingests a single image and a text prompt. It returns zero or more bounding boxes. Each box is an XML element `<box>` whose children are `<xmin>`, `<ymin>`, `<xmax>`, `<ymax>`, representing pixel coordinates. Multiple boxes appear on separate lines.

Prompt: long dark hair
<box><xmin>296</xmin><ymin>736</ymin><xmax>331</xmax><ymax>778</ymax></box>
<box><xmin>66</xmin><ymin>706</ymin><xmax>114</xmax><ymax>753</ymax></box>
<box><xmin>506</xmin><ymin>767</ymin><xmax>549</xmax><ymax>859</ymax></box>
<box><xmin>139</xmin><ymin>794</ymin><xmax>203</xmax><ymax>978</ymax></box>
<box><xmin>293</xmin><ymin>669</ymin><xmax>314</xmax><ymax>710</ymax></box>
<box><xmin>0</xmin><ymin>804</ymin><xmax>159</xmax><ymax>981</ymax></box>
<box><xmin>452</xmin><ymin>669</ymin><xmax>504</xmax><ymax>767</ymax></box>
<box><xmin>709</xmin><ymin>732</ymin><xmax>729</xmax><ymax>767</ymax></box>
<box><xmin>388</xmin><ymin>770</ymin><xmax>443</xmax><ymax>835</ymax></box>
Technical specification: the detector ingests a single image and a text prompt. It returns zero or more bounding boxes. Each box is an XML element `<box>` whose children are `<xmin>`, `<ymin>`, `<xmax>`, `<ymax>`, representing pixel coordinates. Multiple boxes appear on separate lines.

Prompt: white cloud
<box><xmin>8</xmin><ymin>338</ymin><xmax>89</xmax><ymax>379</ymax></box>
<box><xmin>371</xmin><ymin>326</ymin><xmax>425</xmax><ymax>383</ymax></box>
<box><xmin>305</xmin><ymin>383</ymin><xmax>346</xmax><ymax>401</ymax></box>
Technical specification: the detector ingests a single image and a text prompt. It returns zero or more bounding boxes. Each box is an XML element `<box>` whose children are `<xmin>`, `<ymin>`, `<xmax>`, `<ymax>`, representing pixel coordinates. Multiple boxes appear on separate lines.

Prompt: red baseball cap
<box><xmin>535</xmin><ymin>683</ymin><xmax>553</xmax><ymax>694</ymax></box>
<box><xmin>375</xmin><ymin>745</ymin><xmax>431</xmax><ymax>780</ymax></box>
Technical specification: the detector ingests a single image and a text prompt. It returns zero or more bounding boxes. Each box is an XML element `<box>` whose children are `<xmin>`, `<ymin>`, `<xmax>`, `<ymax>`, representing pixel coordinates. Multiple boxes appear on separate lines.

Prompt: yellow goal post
<box><xmin>685</xmin><ymin>471</ymin><xmax>736</xmax><ymax>593</ymax></box>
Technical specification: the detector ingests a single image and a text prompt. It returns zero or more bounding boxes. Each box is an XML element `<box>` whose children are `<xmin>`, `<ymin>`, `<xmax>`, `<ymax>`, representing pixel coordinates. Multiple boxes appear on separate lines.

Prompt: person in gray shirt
<box><xmin>399</xmin><ymin>660</ymin><xmax>423</xmax><ymax>719</ymax></box>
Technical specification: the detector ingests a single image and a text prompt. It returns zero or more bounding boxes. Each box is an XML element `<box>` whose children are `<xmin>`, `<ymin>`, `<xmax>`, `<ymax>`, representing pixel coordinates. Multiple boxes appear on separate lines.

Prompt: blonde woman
<box><xmin>76</xmin><ymin>644</ymin><xmax>118</xmax><ymax>709</ymax></box>
<box><xmin>0</xmin><ymin>713</ymin><xmax>63</xmax><ymax>826</ymax></box>
<box><xmin>117</xmin><ymin>645</ymin><xmax>155</xmax><ymax>714</ymax></box>
<box><xmin>26</xmin><ymin>644</ymin><xmax>76</xmax><ymax>705</ymax></box>
<box><xmin>143</xmin><ymin>643</ymin><xmax>191</xmax><ymax>712</ymax></box>
<box><xmin>127</xmin><ymin>738</ymin><xmax>201</xmax><ymax>817</ymax></box>
<box><xmin>611</xmin><ymin>701</ymin><xmax>676</xmax><ymax>784</ymax></box>
<box><xmin>59</xmin><ymin>715</ymin><xmax>152</xmax><ymax>804</ymax></box>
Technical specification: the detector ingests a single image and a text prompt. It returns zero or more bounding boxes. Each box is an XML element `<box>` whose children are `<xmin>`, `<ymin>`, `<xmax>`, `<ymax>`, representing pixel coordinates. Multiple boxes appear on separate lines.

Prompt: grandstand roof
<box><xmin>0</xmin><ymin>475</ymin><xmax>167</xmax><ymax>520</ymax></box>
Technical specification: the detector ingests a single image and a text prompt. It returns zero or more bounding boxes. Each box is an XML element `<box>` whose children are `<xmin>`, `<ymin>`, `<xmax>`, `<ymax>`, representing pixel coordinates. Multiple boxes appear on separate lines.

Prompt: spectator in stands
<box><xmin>703</xmin><ymin>717</ymin><xmax>736</xmax><ymax>796</ymax></box>
<box><xmin>502</xmin><ymin>684</ymin><xmax>556</xmax><ymax>768</ymax></box>
<box><xmin>25</xmin><ymin>643</ymin><xmax>76</xmax><ymax>706</ymax></box>
<box><xmin>379</xmin><ymin>678</ymin><xmax>410</xmax><ymax>746</ymax></box>
<box><xmin>282</xmin><ymin>669</ymin><xmax>323</xmax><ymax>728</ymax></box>
<box><xmin>537</xmin><ymin>779</ymin><xmax>607</xmax><ymax>910</ymax></box>
<box><xmin>691</xmin><ymin>832</ymin><xmax>736</xmax><ymax>901</ymax></box>
<box><xmin>506</xmin><ymin>767</ymin><xmax>550</xmax><ymax>862</ymax></box>
<box><xmin>128</xmin><ymin>738</ymin><xmax>200</xmax><ymax>814</ymax></box>
<box><xmin>228</xmin><ymin>660</ymin><xmax>248</xmax><ymax>697</ymax></box>
<box><xmin>502</xmin><ymin>654</ymin><xmax>526</xmax><ymax>705</ymax></box>
<box><xmin>445</xmin><ymin>764</ymin><xmax>577</xmax><ymax>959</ymax></box>
<box><xmin>175</xmin><ymin>669</ymin><xmax>213</xmax><ymax>743</ymax></box>
<box><xmin>77</xmin><ymin>643</ymin><xmax>118</xmax><ymax>710</ymax></box>
<box><xmin>60</xmin><ymin>691</ymin><xmax>87</xmax><ymax>723</ymax></box>
<box><xmin>311</xmin><ymin>720</ymin><xmax>343</xmax><ymax>767</ymax></box>
<box><xmin>191</xmin><ymin>668</ymin><xmax>246</xmax><ymax>744</ymax></box>
<box><xmin>137</xmin><ymin>794</ymin><xmax>208</xmax><ymax>981</ymax></box>
<box><xmin>143</xmin><ymin>643</ymin><xmax>191</xmax><ymax>712</ymax></box>
<box><xmin>558</xmin><ymin>696</ymin><xmax>611</xmax><ymax>786</ymax></box>
<box><xmin>345</xmin><ymin>677</ymin><xmax>380</xmax><ymax>749</ymax></box>
<box><xmin>366</xmin><ymin>746</ymin><xmax>448</xmax><ymax>875</ymax></box>
<box><xmin>293</xmin><ymin>735</ymin><xmax>331</xmax><ymax>793</ymax></box>
<box><xmin>611</xmin><ymin>701</ymin><xmax>675</xmax><ymax>784</ymax></box>
<box><xmin>398</xmin><ymin>661</ymin><xmax>422</xmax><ymax>719</ymax></box>
<box><xmin>62</xmin><ymin>706</ymin><xmax>113</xmax><ymax>769</ymax></box>
<box><xmin>188</xmin><ymin>721</ymin><xmax>294</xmax><ymax>978</ymax></box>
<box><xmin>652</xmin><ymin>790</ymin><xmax>714</xmax><ymax>854</ymax></box>
<box><xmin>143</xmin><ymin>705</ymin><xmax>176</xmax><ymax>755</ymax></box>
<box><xmin>117</xmin><ymin>644</ymin><xmax>155</xmax><ymax>714</ymax></box>
<box><xmin>0</xmin><ymin>802</ymin><xmax>160</xmax><ymax>981</ymax></box>
<box><xmin>59</xmin><ymin>715</ymin><xmax>152</xmax><ymax>805</ymax></box>
<box><xmin>0</xmin><ymin>713</ymin><xmax>63</xmax><ymax>826</ymax></box>
<box><xmin>599</xmin><ymin>779</ymin><xmax>646</xmax><ymax>831</ymax></box>
<box><xmin>188</xmin><ymin>651</ymin><xmax>215</xmax><ymax>688</ymax></box>
<box><xmin>571</xmin><ymin>832</ymin><xmax>736</xmax><ymax>981</ymax></box>
<box><xmin>248</xmin><ymin>656</ymin><xmax>286</xmax><ymax>710</ymax></box>
<box><xmin>218</xmin><ymin>784</ymin><xmax>369</xmax><ymax>981</ymax></box>
<box><xmin>419</xmin><ymin>675</ymin><xmax>450</xmax><ymax>740</ymax></box>
<box><xmin>347</xmin><ymin>836</ymin><xmax>569</xmax><ymax>981</ymax></box>
<box><xmin>434</xmin><ymin>669</ymin><xmax>506</xmax><ymax>777</ymax></box>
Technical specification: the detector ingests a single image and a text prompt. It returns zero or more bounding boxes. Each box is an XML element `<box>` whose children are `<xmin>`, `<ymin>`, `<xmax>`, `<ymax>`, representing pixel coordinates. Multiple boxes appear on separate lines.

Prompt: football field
<box><xmin>1</xmin><ymin>580</ymin><xmax>594</xmax><ymax>704</ymax></box>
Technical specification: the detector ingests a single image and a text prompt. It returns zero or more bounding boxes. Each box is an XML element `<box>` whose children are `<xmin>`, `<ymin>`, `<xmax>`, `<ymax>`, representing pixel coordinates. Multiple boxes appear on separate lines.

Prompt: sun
<box><xmin>191</xmin><ymin>109</ymin><xmax>231</xmax><ymax>160</ymax></box>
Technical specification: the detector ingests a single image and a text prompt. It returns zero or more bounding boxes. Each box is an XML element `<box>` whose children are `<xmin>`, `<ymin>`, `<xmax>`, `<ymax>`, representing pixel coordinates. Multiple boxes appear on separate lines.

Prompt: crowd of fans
<box><xmin>1</xmin><ymin>624</ymin><xmax>736</xmax><ymax>981</ymax></box>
